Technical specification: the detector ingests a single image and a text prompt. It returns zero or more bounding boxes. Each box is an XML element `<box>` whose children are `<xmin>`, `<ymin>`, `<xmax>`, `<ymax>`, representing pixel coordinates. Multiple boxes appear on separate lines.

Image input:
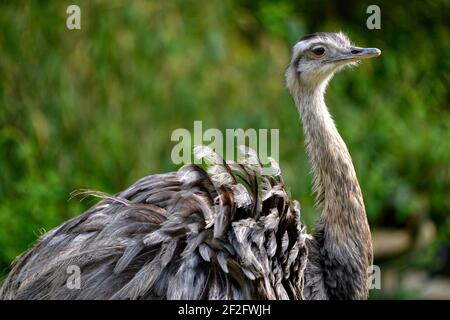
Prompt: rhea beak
<box><xmin>329</xmin><ymin>47</ymin><xmax>381</xmax><ymax>63</ymax></box>
<box><xmin>349</xmin><ymin>47</ymin><xmax>381</xmax><ymax>59</ymax></box>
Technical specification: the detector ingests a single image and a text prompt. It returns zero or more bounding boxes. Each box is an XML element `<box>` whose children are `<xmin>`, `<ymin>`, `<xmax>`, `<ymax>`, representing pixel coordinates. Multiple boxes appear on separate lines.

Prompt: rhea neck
<box><xmin>291</xmin><ymin>76</ymin><xmax>365</xmax><ymax>219</ymax></box>
<box><xmin>291</xmin><ymin>73</ymin><xmax>373</xmax><ymax>299</ymax></box>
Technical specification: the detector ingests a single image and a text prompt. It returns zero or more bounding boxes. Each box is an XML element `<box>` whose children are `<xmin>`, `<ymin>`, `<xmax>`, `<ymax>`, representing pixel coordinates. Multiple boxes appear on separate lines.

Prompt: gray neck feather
<box><xmin>292</xmin><ymin>82</ymin><xmax>373</xmax><ymax>299</ymax></box>
<box><xmin>294</xmin><ymin>85</ymin><xmax>361</xmax><ymax>210</ymax></box>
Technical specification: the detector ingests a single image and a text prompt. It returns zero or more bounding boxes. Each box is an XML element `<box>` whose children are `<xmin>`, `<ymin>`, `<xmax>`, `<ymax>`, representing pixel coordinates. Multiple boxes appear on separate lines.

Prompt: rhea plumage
<box><xmin>0</xmin><ymin>32</ymin><xmax>380</xmax><ymax>300</ymax></box>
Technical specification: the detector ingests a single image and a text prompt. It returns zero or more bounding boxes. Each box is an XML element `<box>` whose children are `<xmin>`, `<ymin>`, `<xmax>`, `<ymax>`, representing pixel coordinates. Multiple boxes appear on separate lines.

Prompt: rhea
<box><xmin>0</xmin><ymin>32</ymin><xmax>381</xmax><ymax>300</ymax></box>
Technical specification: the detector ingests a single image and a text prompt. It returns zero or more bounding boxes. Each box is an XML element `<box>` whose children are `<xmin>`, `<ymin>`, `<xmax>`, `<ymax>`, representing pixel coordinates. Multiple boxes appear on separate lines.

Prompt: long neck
<box><xmin>295</xmin><ymin>86</ymin><xmax>361</xmax><ymax>211</ymax></box>
<box><xmin>293</xmin><ymin>84</ymin><xmax>373</xmax><ymax>299</ymax></box>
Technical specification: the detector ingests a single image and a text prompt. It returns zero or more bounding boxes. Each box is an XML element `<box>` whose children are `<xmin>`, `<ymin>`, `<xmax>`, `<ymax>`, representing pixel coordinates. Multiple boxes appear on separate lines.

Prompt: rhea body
<box><xmin>0</xmin><ymin>32</ymin><xmax>380</xmax><ymax>300</ymax></box>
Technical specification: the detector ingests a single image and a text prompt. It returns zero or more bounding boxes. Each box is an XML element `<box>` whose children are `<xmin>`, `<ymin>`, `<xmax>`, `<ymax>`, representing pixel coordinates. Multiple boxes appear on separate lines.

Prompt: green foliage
<box><xmin>0</xmin><ymin>0</ymin><xmax>448</xmax><ymax>298</ymax></box>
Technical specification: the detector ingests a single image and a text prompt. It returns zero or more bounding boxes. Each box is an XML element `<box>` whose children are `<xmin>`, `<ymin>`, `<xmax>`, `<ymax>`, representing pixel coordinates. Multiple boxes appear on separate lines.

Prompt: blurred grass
<box><xmin>0</xmin><ymin>0</ymin><xmax>449</xmax><ymax>298</ymax></box>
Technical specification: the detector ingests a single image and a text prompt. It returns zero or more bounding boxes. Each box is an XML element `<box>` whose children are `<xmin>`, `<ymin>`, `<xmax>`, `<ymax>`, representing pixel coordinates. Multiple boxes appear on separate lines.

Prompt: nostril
<box><xmin>351</xmin><ymin>49</ymin><xmax>362</xmax><ymax>54</ymax></box>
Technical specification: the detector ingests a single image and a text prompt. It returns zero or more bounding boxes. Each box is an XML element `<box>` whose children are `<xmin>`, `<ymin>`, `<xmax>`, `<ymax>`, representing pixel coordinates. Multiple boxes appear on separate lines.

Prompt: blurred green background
<box><xmin>0</xmin><ymin>0</ymin><xmax>449</xmax><ymax>299</ymax></box>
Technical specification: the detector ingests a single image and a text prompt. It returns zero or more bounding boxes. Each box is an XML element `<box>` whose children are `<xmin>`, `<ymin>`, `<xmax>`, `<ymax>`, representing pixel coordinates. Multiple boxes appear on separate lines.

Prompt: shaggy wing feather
<box><xmin>0</xmin><ymin>147</ymin><xmax>310</xmax><ymax>300</ymax></box>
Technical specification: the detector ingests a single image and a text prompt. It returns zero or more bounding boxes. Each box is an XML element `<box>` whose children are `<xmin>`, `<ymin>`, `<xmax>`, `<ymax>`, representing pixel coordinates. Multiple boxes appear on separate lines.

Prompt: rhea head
<box><xmin>286</xmin><ymin>32</ymin><xmax>381</xmax><ymax>93</ymax></box>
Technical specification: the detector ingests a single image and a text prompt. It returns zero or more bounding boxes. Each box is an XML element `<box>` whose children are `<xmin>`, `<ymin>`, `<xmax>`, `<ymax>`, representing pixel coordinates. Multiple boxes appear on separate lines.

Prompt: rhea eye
<box><xmin>312</xmin><ymin>47</ymin><xmax>325</xmax><ymax>56</ymax></box>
